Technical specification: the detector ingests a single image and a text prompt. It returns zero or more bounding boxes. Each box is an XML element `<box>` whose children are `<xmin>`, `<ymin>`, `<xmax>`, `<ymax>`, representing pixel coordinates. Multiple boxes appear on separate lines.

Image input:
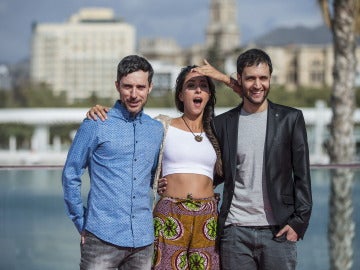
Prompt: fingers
<box><xmin>86</xmin><ymin>111</ymin><xmax>93</xmax><ymax>120</ymax></box>
<box><xmin>95</xmin><ymin>105</ymin><xmax>109</xmax><ymax>121</ymax></box>
<box><xmin>87</xmin><ymin>105</ymin><xmax>109</xmax><ymax>121</ymax></box>
<box><xmin>156</xmin><ymin>177</ymin><xmax>167</xmax><ymax>195</ymax></box>
<box><xmin>276</xmin><ymin>227</ymin><xmax>286</xmax><ymax>237</ymax></box>
<box><xmin>81</xmin><ymin>231</ymin><xmax>86</xmax><ymax>245</ymax></box>
<box><xmin>203</xmin><ymin>59</ymin><xmax>210</xmax><ymax>65</ymax></box>
<box><xmin>276</xmin><ymin>225</ymin><xmax>298</xmax><ymax>241</ymax></box>
<box><xmin>214</xmin><ymin>192</ymin><xmax>221</xmax><ymax>202</ymax></box>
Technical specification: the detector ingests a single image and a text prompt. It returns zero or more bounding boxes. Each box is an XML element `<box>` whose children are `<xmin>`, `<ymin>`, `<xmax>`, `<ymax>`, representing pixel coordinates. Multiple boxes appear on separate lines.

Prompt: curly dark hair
<box><xmin>174</xmin><ymin>65</ymin><xmax>223</xmax><ymax>177</ymax></box>
<box><xmin>116</xmin><ymin>55</ymin><xmax>154</xmax><ymax>84</ymax></box>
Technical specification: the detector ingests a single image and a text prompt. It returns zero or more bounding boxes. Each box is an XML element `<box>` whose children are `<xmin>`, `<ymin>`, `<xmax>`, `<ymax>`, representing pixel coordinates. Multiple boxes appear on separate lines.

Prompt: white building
<box><xmin>206</xmin><ymin>0</ymin><xmax>240</xmax><ymax>53</ymax></box>
<box><xmin>0</xmin><ymin>64</ymin><xmax>11</xmax><ymax>91</ymax></box>
<box><xmin>30</xmin><ymin>8</ymin><xmax>135</xmax><ymax>103</ymax></box>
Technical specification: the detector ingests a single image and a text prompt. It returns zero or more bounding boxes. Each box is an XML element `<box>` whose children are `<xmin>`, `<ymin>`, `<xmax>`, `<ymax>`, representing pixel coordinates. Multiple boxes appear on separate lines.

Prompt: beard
<box><xmin>243</xmin><ymin>86</ymin><xmax>270</xmax><ymax>105</ymax></box>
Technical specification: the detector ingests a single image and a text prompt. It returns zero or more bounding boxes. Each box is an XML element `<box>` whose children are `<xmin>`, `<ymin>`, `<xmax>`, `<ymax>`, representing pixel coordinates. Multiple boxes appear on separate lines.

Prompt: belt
<box><xmin>228</xmin><ymin>224</ymin><xmax>279</xmax><ymax>230</ymax></box>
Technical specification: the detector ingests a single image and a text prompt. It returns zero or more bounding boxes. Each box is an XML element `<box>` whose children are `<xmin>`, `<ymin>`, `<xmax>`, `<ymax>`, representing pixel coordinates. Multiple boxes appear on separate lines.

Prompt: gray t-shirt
<box><xmin>225</xmin><ymin>108</ymin><xmax>276</xmax><ymax>226</ymax></box>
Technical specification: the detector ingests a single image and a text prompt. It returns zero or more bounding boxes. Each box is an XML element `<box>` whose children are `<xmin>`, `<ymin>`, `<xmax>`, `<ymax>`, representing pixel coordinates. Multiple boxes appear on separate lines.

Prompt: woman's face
<box><xmin>179</xmin><ymin>71</ymin><xmax>211</xmax><ymax>116</ymax></box>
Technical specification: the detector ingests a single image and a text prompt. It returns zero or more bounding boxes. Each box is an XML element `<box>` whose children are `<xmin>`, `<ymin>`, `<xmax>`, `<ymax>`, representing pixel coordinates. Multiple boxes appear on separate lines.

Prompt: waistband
<box><xmin>160</xmin><ymin>194</ymin><xmax>217</xmax><ymax>205</ymax></box>
<box><xmin>226</xmin><ymin>224</ymin><xmax>279</xmax><ymax>230</ymax></box>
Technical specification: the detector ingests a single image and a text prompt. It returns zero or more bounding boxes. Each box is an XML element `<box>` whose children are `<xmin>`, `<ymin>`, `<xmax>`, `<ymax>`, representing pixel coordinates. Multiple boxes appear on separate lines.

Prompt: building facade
<box><xmin>224</xmin><ymin>44</ymin><xmax>360</xmax><ymax>89</ymax></box>
<box><xmin>139</xmin><ymin>0</ymin><xmax>240</xmax><ymax>72</ymax></box>
<box><xmin>0</xmin><ymin>64</ymin><xmax>11</xmax><ymax>91</ymax></box>
<box><xmin>30</xmin><ymin>3</ymin><xmax>360</xmax><ymax>103</ymax></box>
<box><xmin>30</xmin><ymin>8</ymin><xmax>135</xmax><ymax>103</ymax></box>
<box><xmin>206</xmin><ymin>0</ymin><xmax>240</xmax><ymax>54</ymax></box>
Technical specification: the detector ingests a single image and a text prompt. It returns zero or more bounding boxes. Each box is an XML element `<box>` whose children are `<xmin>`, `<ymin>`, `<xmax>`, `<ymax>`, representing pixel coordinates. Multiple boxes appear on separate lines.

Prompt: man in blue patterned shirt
<box><xmin>62</xmin><ymin>55</ymin><xmax>164</xmax><ymax>269</ymax></box>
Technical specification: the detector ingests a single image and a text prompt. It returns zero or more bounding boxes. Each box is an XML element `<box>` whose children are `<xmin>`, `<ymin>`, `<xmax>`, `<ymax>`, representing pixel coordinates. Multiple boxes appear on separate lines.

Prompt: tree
<box><xmin>317</xmin><ymin>0</ymin><xmax>359</xmax><ymax>269</ymax></box>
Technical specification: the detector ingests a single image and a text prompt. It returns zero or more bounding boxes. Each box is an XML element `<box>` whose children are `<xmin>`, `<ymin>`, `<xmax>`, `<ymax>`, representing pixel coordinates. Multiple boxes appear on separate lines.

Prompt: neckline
<box><xmin>169</xmin><ymin>125</ymin><xmax>202</xmax><ymax>134</ymax></box>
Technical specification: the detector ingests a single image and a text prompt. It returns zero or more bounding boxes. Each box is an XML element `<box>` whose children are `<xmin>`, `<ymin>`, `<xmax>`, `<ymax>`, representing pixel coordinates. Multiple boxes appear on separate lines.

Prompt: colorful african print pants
<box><xmin>153</xmin><ymin>196</ymin><xmax>220</xmax><ymax>270</ymax></box>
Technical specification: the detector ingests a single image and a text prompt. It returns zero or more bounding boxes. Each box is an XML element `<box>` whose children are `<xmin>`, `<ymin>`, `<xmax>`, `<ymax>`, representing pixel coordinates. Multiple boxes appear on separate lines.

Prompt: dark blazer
<box><xmin>213</xmin><ymin>100</ymin><xmax>312</xmax><ymax>240</ymax></box>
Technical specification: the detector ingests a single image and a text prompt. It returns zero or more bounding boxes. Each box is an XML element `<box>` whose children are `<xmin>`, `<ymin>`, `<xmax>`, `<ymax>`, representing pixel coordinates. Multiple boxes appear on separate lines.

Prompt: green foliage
<box><xmin>214</xmin><ymin>84</ymin><xmax>242</xmax><ymax>107</ymax></box>
<box><xmin>0</xmin><ymin>124</ymin><xmax>33</xmax><ymax>149</ymax></box>
<box><xmin>0</xmin><ymin>90</ymin><xmax>14</xmax><ymax>107</ymax></box>
<box><xmin>147</xmin><ymin>90</ymin><xmax>175</xmax><ymax>107</ymax></box>
<box><xmin>268</xmin><ymin>85</ymin><xmax>332</xmax><ymax>107</ymax></box>
<box><xmin>50</xmin><ymin>124</ymin><xmax>80</xmax><ymax>145</ymax></box>
<box><xmin>1</xmin><ymin>81</ymin><xmax>68</xmax><ymax>108</ymax></box>
<box><xmin>70</xmin><ymin>92</ymin><xmax>113</xmax><ymax>108</ymax></box>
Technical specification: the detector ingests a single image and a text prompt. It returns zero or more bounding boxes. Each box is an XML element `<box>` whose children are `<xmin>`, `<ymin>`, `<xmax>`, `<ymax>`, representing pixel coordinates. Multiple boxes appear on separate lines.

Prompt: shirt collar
<box><xmin>115</xmin><ymin>100</ymin><xmax>143</xmax><ymax>122</ymax></box>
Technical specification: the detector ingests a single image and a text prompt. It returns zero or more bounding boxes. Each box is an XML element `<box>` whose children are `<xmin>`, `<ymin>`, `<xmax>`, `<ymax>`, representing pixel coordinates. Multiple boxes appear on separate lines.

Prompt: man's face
<box><xmin>115</xmin><ymin>70</ymin><xmax>152</xmax><ymax>116</ymax></box>
<box><xmin>238</xmin><ymin>63</ymin><xmax>270</xmax><ymax>107</ymax></box>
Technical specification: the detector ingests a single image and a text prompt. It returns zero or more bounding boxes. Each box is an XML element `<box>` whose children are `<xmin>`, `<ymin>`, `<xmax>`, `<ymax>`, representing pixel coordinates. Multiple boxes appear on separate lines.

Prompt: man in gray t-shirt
<box><xmin>213</xmin><ymin>48</ymin><xmax>312</xmax><ymax>270</ymax></box>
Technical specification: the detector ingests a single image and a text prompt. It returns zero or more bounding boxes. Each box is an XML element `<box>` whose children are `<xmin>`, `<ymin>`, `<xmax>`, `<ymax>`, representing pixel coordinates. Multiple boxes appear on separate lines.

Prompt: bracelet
<box><xmin>226</xmin><ymin>77</ymin><xmax>236</xmax><ymax>88</ymax></box>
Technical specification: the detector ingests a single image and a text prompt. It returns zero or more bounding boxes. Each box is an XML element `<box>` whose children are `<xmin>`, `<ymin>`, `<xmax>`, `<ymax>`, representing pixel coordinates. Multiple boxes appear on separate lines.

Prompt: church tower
<box><xmin>206</xmin><ymin>0</ymin><xmax>240</xmax><ymax>54</ymax></box>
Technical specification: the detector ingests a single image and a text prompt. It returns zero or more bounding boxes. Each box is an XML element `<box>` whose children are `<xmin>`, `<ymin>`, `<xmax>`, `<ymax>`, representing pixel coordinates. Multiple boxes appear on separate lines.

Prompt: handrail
<box><xmin>1</xmin><ymin>163</ymin><xmax>360</xmax><ymax>170</ymax></box>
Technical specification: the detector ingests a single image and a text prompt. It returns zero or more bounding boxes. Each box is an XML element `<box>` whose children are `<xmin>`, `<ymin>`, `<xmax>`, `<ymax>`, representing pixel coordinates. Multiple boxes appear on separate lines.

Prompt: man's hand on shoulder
<box><xmin>86</xmin><ymin>104</ymin><xmax>110</xmax><ymax>121</ymax></box>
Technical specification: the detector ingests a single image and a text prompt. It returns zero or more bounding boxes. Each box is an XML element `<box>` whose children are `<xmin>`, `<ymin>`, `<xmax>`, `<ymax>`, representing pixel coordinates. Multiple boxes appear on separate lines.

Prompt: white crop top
<box><xmin>161</xmin><ymin>126</ymin><xmax>216</xmax><ymax>180</ymax></box>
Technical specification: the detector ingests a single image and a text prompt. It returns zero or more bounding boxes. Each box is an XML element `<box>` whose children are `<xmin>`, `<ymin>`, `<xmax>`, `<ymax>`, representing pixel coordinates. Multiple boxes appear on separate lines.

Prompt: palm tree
<box><xmin>317</xmin><ymin>0</ymin><xmax>359</xmax><ymax>269</ymax></box>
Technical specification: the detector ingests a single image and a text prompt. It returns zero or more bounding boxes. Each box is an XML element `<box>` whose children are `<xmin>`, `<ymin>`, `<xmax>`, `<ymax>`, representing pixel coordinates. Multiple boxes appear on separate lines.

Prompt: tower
<box><xmin>206</xmin><ymin>0</ymin><xmax>240</xmax><ymax>54</ymax></box>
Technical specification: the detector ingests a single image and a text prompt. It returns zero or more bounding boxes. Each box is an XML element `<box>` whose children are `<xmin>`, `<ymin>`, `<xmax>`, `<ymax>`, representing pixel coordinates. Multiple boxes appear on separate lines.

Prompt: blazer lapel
<box><xmin>225</xmin><ymin>106</ymin><xmax>241</xmax><ymax>183</ymax></box>
<box><xmin>265</xmin><ymin>101</ymin><xmax>278</xmax><ymax>163</ymax></box>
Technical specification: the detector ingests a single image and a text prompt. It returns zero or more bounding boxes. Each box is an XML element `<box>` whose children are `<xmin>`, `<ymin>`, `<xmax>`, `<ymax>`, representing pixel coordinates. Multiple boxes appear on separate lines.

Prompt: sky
<box><xmin>0</xmin><ymin>0</ymin><xmax>324</xmax><ymax>64</ymax></box>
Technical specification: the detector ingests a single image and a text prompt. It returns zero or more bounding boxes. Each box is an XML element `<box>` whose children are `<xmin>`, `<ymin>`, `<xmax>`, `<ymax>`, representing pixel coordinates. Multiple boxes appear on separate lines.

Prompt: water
<box><xmin>0</xmin><ymin>169</ymin><xmax>359</xmax><ymax>269</ymax></box>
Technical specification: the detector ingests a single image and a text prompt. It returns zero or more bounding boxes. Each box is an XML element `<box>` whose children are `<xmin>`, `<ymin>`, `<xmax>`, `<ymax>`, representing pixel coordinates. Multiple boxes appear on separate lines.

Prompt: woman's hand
<box><xmin>86</xmin><ymin>104</ymin><xmax>110</xmax><ymax>121</ymax></box>
<box><xmin>193</xmin><ymin>60</ymin><xmax>242</xmax><ymax>96</ymax></box>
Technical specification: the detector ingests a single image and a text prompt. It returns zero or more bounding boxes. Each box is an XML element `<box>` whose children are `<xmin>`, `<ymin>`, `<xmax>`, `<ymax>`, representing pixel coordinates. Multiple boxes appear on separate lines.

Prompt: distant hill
<box><xmin>252</xmin><ymin>24</ymin><xmax>332</xmax><ymax>46</ymax></box>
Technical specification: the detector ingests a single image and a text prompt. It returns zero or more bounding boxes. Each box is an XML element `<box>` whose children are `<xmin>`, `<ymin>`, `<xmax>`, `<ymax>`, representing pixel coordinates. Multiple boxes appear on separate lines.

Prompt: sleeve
<box><xmin>212</xmin><ymin>118</ymin><xmax>224</xmax><ymax>187</ymax></box>
<box><xmin>288</xmin><ymin>110</ymin><xmax>313</xmax><ymax>238</ymax></box>
<box><xmin>62</xmin><ymin>119</ymin><xmax>98</xmax><ymax>233</ymax></box>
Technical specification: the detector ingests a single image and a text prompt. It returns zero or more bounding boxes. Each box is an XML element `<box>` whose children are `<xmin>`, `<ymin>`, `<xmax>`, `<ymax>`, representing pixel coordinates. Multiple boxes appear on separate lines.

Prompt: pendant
<box><xmin>195</xmin><ymin>135</ymin><xmax>203</xmax><ymax>142</ymax></box>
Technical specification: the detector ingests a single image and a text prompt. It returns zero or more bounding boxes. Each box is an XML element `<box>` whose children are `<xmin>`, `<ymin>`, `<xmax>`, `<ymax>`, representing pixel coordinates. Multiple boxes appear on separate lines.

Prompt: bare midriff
<box><xmin>162</xmin><ymin>173</ymin><xmax>214</xmax><ymax>199</ymax></box>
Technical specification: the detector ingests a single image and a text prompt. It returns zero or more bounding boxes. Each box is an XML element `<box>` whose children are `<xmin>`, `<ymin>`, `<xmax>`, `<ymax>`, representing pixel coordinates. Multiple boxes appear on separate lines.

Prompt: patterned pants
<box><xmin>153</xmin><ymin>195</ymin><xmax>220</xmax><ymax>270</ymax></box>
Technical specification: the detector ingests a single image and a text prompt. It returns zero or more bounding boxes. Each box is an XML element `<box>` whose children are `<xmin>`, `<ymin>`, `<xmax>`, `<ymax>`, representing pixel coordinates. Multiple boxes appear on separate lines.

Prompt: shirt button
<box><xmin>134</xmin><ymin>177</ymin><xmax>136</xmax><ymax>180</ymax></box>
<box><xmin>134</xmin><ymin>158</ymin><xmax>137</xmax><ymax>161</ymax></box>
<box><xmin>133</xmin><ymin>196</ymin><xmax>135</xmax><ymax>199</ymax></box>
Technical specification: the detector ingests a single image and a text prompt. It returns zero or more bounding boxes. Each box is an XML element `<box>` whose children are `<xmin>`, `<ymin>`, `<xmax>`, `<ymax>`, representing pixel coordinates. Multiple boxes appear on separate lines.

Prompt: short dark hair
<box><xmin>117</xmin><ymin>55</ymin><xmax>154</xmax><ymax>84</ymax></box>
<box><xmin>236</xmin><ymin>48</ymin><xmax>273</xmax><ymax>76</ymax></box>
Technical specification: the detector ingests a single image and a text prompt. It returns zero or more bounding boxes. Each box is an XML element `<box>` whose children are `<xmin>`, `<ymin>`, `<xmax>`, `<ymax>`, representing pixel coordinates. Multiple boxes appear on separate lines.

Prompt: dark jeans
<box><xmin>220</xmin><ymin>225</ymin><xmax>297</xmax><ymax>270</ymax></box>
<box><xmin>80</xmin><ymin>231</ymin><xmax>153</xmax><ymax>270</ymax></box>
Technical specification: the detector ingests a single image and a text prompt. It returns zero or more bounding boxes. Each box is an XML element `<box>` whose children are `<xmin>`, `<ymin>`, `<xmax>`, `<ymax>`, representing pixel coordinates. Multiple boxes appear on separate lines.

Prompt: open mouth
<box><xmin>193</xmin><ymin>97</ymin><xmax>203</xmax><ymax>105</ymax></box>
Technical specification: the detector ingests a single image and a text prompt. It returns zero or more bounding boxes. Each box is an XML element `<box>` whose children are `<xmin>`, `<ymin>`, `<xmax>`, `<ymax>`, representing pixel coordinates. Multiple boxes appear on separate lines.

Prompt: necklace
<box><xmin>181</xmin><ymin>116</ymin><xmax>203</xmax><ymax>142</ymax></box>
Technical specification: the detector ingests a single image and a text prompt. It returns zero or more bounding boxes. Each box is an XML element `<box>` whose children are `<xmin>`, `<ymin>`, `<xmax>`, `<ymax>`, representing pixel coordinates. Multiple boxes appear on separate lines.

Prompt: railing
<box><xmin>0</xmin><ymin>165</ymin><xmax>359</xmax><ymax>270</ymax></box>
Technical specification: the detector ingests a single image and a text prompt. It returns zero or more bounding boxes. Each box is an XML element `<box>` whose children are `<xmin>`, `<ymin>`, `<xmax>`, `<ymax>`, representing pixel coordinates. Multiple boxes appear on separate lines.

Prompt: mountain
<box><xmin>252</xmin><ymin>24</ymin><xmax>332</xmax><ymax>46</ymax></box>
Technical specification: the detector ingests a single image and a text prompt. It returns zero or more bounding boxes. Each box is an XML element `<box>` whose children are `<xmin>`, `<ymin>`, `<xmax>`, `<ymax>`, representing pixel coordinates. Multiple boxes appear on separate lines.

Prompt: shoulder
<box><xmin>155</xmin><ymin>114</ymin><xmax>172</xmax><ymax>123</ymax></box>
<box><xmin>214</xmin><ymin>105</ymin><xmax>240</xmax><ymax>122</ymax></box>
<box><xmin>268</xmin><ymin>101</ymin><xmax>305</xmax><ymax>127</ymax></box>
<box><xmin>268</xmin><ymin>100</ymin><xmax>303</xmax><ymax>115</ymax></box>
<box><xmin>142</xmin><ymin>113</ymin><xmax>164</xmax><ymax>130</ymax></box>
<box><xmin>79</xmin><ymin>117</ymin><xmax>100</xmax><ymax>130</ymax></box>
<box><xmin>154</xmin><ymin>114</ymin><xmax>172</xmax><ymax>129</ymax></box>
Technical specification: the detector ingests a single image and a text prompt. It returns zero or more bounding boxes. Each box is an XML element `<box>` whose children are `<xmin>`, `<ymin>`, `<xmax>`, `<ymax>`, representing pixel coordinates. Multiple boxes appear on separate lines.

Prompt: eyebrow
<box><xmin>185</xmin><ymin>77</ymin><xmax>207</xmax><ymax>83</ymax></box>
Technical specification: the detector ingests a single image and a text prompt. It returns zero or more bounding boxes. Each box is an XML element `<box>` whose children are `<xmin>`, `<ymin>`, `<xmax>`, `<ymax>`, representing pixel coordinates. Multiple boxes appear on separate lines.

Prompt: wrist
<box><xmin>225</xmin><ymin>76</ymin><xmax>236</xmax><ymax>88</ymax></box>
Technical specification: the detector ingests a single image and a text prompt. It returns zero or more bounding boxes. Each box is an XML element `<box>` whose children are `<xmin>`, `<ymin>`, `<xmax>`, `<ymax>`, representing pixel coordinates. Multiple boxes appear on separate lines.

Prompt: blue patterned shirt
<box><xmin>62</xmin><ymin>101</ymin><xmax>163</xmax><ymax>248</ymax></box>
